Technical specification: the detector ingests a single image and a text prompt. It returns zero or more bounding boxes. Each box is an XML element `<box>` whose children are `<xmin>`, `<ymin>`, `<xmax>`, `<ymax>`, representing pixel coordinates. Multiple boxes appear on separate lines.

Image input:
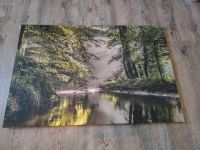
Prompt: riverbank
<box><xmin>100</xmin><ymin>78</ymin><xmax>178</xmax><ymax>98</ymax></box>
<box><xmin>101</xmin><ymin>90</ymin><xmax>178</xmax><ymax>98</ymax></box>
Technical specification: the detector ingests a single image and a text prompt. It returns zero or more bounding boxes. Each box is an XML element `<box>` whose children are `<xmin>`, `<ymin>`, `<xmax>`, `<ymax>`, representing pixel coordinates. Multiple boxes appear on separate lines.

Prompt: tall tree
<box><xmin>133</xmin><ymin>26</ymin><xmax>168</xmax><ymax>80</ymax></box>
<box><xmin>107</xmin><ymin>26</ymin><xmax>139</xmax><ymax>79</ymax></box>
<box><xmin>119</xmin><ymin>26</ymin><xmax>139</xmax><ymax>79</ymax></box>
<box><xmin>153</xmin><ymin>44</ymin><xmax>165</xmax><ymax>83</ymax></box>
<box><xmin>21</xmin><ymin>25</ymin><xmax>100</xmax><ymax>88</ymax></box>
<box><xmin>143</xmin><ymin>46</ymin><xmax>149</xmax><ymax>77</ymax></box>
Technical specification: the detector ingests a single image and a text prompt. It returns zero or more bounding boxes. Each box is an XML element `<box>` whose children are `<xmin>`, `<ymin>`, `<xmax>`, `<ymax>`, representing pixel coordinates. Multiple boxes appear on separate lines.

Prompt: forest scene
<box><xmin>3</xmin><ymin>25</ymin><xmax>185</xmax><ymax>127</ymax></box>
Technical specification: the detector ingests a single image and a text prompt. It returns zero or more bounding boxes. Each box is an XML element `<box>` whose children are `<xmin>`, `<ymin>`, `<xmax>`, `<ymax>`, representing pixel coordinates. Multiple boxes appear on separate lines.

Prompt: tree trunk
<box><xmin>129</xmin><ymin>103</ymin><xmax>134</xmax><ymax>124</ymax></box>
<box><xmin>21</xmin><ymin>40</ymin><xmax>27</xmax><ymax>56</ymax></box>
<box><xmin>118</xmin><ymin>26</ymin><xmax>138</xmax><ymax>79</ymax></box>
<box><xmin>137</xmin><ymin>64</ymin><xmax>142</xmax><ymax>79</ymax></box>
<box><xmin>123</xmin><ymin>59</ymin><xmax>131</xmax><ymax>78</ymax></box>
<box><xmin>132</xmin><ymin>62</ymin><xmax>139</xmax><ymax>79</ymax></box>
<box><xmin>153</xmin><ymin>45</ymin><xmax>164</xmax><ymax>83</ymax></box>
<box><xmin>143</xmin><ymin>46</ymin><xmax>149</xmax><ymax>78</ymax></box>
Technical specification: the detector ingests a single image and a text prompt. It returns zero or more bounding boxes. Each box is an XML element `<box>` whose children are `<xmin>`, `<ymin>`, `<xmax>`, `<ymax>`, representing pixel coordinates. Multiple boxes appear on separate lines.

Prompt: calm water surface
<box><xmin>4</xmin><ymin>92</ymin><xmax>185</xmax><ymax>127</ymax></box>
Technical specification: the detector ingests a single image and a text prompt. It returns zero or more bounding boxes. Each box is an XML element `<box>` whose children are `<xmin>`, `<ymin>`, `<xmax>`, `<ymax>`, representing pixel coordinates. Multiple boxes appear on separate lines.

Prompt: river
<box><xmin>4</xmin><ymin>91</ymin><xmax>184</xmax><ymax>127</ymax></box>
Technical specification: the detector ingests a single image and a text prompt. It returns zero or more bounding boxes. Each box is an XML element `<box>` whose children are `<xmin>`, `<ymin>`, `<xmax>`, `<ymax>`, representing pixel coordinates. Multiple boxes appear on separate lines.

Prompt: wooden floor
<box><xmin>0</xmin><ymin>0</ymin><xmax>200</xmax><ymax>149</ymax></box>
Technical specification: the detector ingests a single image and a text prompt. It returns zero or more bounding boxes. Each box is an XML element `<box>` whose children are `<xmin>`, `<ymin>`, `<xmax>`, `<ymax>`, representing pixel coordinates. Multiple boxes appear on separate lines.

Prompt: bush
<box><xmin>5</xmin><ymin>67</ymin><xmax>56</xmax><ymax>122</ymax></box>
<box><xmin>100</xmin><ymin>77</ymin><xmax>177</xmax><ymax>93</ymax></box>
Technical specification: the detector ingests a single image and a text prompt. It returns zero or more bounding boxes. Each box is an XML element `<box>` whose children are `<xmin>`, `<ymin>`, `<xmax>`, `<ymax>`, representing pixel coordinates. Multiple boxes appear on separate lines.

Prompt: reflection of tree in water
<box><xmin>129</xmin><ymin>103</ymin><xmax>169</xmax><ymax>124</ymax></box>
<box><xmin>47</xmin><ymin>93</ymin><xmax>92</xmax><ymax>126</ymax></box>
<box><xmin>20</xmin><ymin>92</ymin><xmax>185</xmax><ymax>126</ymax></box>
<box><xmin>129</xmin><ymin>100</ymin><xmax>184</xmax><ymax>124</ymax></box>
<box><xmin>101</xmin><ymin>93</ymin><xmax>184</xmax><ymax>124</ymax></box>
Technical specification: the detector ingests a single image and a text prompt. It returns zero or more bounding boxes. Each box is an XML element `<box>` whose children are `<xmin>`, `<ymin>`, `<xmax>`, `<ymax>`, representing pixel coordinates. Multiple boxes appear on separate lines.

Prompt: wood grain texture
<box><xmin>0</xmin><ymin>0</ymin><xmax>200</xmax><ymax>149</ymax></box>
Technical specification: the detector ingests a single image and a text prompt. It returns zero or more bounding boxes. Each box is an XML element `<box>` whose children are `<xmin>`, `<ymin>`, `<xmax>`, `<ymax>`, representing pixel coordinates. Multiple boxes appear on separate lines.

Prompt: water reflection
<box><xmin>47</xmin><ymin>95</ymin><xmax>91</xmax><ymax>126</ymax></box>
<box><xmin>100</xmin><ymin>93</ymin><xmax>184</xmax><ymax>124</ymax></box>
<box><xmin>3</xmin><ymin>92</ymin><xmax>185</xmax><ymax>127</ymax></box>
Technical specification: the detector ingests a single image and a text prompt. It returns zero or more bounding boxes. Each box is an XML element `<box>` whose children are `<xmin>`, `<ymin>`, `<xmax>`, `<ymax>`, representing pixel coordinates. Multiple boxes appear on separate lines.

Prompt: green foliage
<box><xmin>6</xmin><ymin>25</ymin><xmax>100</xmax><ymax>120</ymax></box>
<box><xmin>21</xmin><ymin>25</ymin><xmax>100</xmax><ymax>87</ymax></box>
<box><xmin>106</xmin><ymin>26</ymin><xmax>170</xmax><ymax>78</ymax></box>
<box><xmin>5</xmin><ymin>53</ymin><xmax>55</xmax><ymax>117</ymax></box>
<box><xmin>101</xmin><ymin>77</ymin><xmax>177</xmax><ymax>93</ymax></box>
<box><xmin>103</xmin><ymin>26</ymin><xmax>176</xmax><ymax>92</ymax></box>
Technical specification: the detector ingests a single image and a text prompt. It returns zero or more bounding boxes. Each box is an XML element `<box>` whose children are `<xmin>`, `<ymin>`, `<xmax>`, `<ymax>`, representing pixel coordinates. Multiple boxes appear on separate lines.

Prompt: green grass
<box><xmin>100</xmin><ymin>77</ymin><xmax>177</xmax><ymax>93</ymax></box>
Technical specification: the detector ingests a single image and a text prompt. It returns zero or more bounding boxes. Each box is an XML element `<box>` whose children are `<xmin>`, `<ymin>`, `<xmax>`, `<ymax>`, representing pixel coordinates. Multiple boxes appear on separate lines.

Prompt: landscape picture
<box><xmin>3</xmin><ymin>25</ymin><xmax>185</xmax><ymax>127</ymax></box>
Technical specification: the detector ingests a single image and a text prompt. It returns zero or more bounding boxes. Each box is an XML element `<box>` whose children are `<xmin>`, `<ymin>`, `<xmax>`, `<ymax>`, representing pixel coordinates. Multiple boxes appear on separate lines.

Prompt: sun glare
<box><xmin>56</xmin><ymin>88</ymin><xmax>101</xmax><ymax>94</ymax></box>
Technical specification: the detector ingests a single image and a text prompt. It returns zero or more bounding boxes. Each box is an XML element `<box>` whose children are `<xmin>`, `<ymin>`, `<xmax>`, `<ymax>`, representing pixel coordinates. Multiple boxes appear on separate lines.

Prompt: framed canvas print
<box><xmin>3</xmin><ymin>25</ymin><xmax>185</xmax><ymax>127</ymax></box>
